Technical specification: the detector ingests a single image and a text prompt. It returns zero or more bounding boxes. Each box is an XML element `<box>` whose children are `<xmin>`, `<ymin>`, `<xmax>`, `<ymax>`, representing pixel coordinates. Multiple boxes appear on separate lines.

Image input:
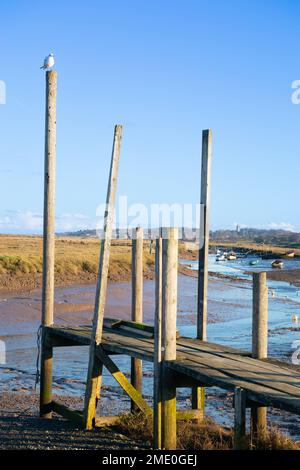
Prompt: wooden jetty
<box><xmin>39</xmin><ymin>70</ymin><xmax>300</xmax><ymax>450</ymax></box>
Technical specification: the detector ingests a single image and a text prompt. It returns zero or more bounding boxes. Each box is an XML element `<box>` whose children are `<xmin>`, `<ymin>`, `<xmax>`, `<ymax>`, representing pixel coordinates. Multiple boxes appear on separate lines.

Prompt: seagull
<box><xmin>40</xmin><ymin>53</ymin><xmax>55</xmax><ymax>70</ymax></box>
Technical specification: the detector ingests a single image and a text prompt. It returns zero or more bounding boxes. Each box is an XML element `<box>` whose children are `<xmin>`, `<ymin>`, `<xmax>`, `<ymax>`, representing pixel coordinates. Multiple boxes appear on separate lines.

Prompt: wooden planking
<box><xmin>177</xmin><ymin>337</ymin><xmax>300</xmax><ymax>379</ymax></box>
<box><xmin>107</xmin><ymin>330</ymin><xmax>300</xmax><ymax>394</ymax></box>
<box><xmin>178</xmin><ymin>337</ymin><xmax>250</xmax><ymax>357</ymax></box>
<box><xmin>169</xmin><ymin>359</ymin><xmax>300</xmax><ymax>414</ymax></box>
<box><xmin>102</xmin><ymin>334</ymin><xmax>154</xmax><ymax>361</ymax></box>
<box><xmin>47</xmin><ymin>324</ymin><xmax>300</xmax><ymax>387</ymax></box>
<box><xmin>47</xmin><ymin>324</ymin><xmax>300</xmax><ymax>383</ymax></box>
<box><xmin>46</xmin><ymin>323</ymin><xmax>300</xmax><ymax>414</ymax></box>
<box><xmin>176</xmin><ymin>345</ymin><xmax>300</xmax><ymax>395</ymax></box>
<box><xmin>46</xmin><ymin>326</ymin><xmax>91</xmax><ymax>345</ymax></box>
<box><xmin>176</xmin><ymin>346</ymin><xmax>300</xmax><ymax>396</ymax></box>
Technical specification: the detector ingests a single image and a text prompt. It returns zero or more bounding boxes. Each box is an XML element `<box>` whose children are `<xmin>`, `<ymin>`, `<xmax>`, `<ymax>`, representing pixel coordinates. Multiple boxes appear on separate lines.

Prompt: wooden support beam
<box><xmin>167</xmin><ymin>370</ymin><xmax>207</xmax><ymax>388</ymax></box>
<box><xmin>40</xmin><ymin>70</ymin><xmax>57</xmax><ymax>419</ymax></box>
<box><xmin>83</xmin><ymin>125</ymin><xmax>123</xmax><ymax>430</ymax></box>
<box><xmin>234</xmin><ymin>387</ymin><xmax>247</xmax><ymax>450</ymax></box>
<box><xmin>251</xmin><ymin>272</ymin><xmax>268</xmax><ymax>436</ymax></box>
<box><xmin>95</xmin><ymin>347</ymin><xmax>152</xmax><ymax>416</ymax></box>
<box><xmin>176</xmin><ymin>409</ymin><xmax>204</xmax><ymax>421</ymax></box>
<box><xmin>131</xmin><ymin>226</ymin><xmax>143</xmax><ymax>413</ymax></box>
<box><xmin>52</xmin><ymin>401</ymin><xmax>121</xmax><ymax>428</ymax></box>
<box><xmin>95</xmin><ymin>416</ymin><xmax>120</xmax><ymax>427</ymax></box>
<box><xmin>153</xmin><ymin>235</ymin><xmax>162</xmax><ymax>449</ymax></box>
<box><xmin>51</xmin><ymin>401</ymin><xmax>82</xmax><ymax>424</ymax></box>
<box><xmin>251</xmin><ymin>405</ymin><xmax>267</xmax><ymax>439</ymax></box>
<box><xmin>111</xmin><ymin>320</ymin><xmax>153</xmax><ymax>335</ymax></box>
<box><xmin>161</xmin><ymin>227</ymin><xmax>178</xmax><ymax>450</ymax></box>
<box><xmin>47</xmin><ymin>334</ymin><xmax>80</xmax><ymax>348</ymax></box>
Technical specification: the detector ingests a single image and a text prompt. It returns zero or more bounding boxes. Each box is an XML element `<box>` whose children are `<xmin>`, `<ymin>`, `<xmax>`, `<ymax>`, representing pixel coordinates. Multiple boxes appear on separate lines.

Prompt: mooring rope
<box><xmin>35</xmin><ymin>324</ymin><xmax>42</xmax><ymax>390</ymax></box>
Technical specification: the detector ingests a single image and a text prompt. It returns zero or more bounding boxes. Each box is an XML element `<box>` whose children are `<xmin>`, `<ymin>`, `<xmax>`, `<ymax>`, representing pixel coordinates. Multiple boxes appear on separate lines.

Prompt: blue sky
<box><xmin>0</xmin><ymin>0</ymin><xmax>299</xmax><ymax>233</ymax></box>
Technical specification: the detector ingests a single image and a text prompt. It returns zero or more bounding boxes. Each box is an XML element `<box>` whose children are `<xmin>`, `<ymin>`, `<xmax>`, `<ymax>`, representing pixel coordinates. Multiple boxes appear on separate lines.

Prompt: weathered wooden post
<box><xmin>83</xmin><ymin>125</ymin><xmax>123</xmax><ymax>430</ymax></box>
<box><xmin>191</xmin><ymin>385</ymin><xmax>205</xmax><ymax>422</ymax></box>
<box><xmin>131</xmin><ymin>226</ymin><xmax>143</xmax><ymax>412</ymax></box>
<box><xmin>251</xmin><ymin>271</ymin><xmax>268</xmax><ymax>436</ymax></box>
<box><xmin>193</xmin><ymin>129</ymin><xmax>212</xmax><ymax>418</ymax></box>
<box><xmin>234</xmin><ymin>387</ymin><xmax>247</xmax><ymax>449</ymax></box>
<box><xmin>161</xmin><ymin>227</ymin><xmax>178</xmax><ymax>450</ymax></box>
<box><xmin>40</xmin><ymin>70</ymin><xmax>57</xmax><ymax>419</ymax></box>
<box><xmin>197</xmin><ymin>129</ymin><xmax>212</xmax><ymax>340</ymax></box>
<box><xmin>252</xmin><ymin>272</ymin><xmax>268</xmax><ymax>358</ymax></box>
<box><xmin>153</xmin><ymin>234</ymin><xmax>162</xmax><ymax>449</ymax></box>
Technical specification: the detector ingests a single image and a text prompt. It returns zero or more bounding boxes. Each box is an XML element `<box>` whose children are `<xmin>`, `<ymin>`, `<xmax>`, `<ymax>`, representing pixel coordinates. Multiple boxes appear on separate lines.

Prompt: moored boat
<box><xmin>272</xmin><ymin>260</ymin><xmax>284</xmax><ymax>269</ymax></box>
<box><xmin>249</xmin><ymin>259</ymin><xmax>259</xmax><ymax>266</ymax></box>
<box><xmin>226</xmin><ymin>252</ymin><xmax>237</xmax><ymax>261</ymax></box>
<box><xmin>284</xmin><ymin>251</ymin><xmax>295</xmax><ymax>258</ymax></box>
<box><xmin>216</xmin><ymin>254</ymin><xmax>226</xmax><ymax>261</ymax></box>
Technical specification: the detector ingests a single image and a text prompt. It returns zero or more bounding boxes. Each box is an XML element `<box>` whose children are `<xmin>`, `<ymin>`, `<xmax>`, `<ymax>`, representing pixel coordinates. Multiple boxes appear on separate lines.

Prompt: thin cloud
<box><xmin>0</xmin><ymin>210</ymin><xmax>97</xmax><ymax>234</ymax></box>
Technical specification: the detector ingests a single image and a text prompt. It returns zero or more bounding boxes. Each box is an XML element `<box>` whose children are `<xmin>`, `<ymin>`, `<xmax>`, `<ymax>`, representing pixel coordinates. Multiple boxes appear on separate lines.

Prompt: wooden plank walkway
<box><xmin>46</xmin><ymin>319</ymin><xmax>300</xmax><ymax>416</ymax></box>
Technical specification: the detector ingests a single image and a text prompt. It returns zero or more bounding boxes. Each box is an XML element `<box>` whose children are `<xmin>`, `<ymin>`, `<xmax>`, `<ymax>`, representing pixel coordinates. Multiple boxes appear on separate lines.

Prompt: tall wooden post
<box><xmin>131</xmin><ymin>226</ymin><xmax>143</xmax><ymax>412</ymax></box>
<box><xmin>193</xmin><ymin>129</ymin><xmax>212</xmax><ymax>418</ymax></box>
<box><xmin>234</xmin><ymin>387</ymin><xmax>247</xmax><ymax>449</ymax></box>
<box><xmin>161</xmin><ymin>227</ymin><xmax>178</xmax><ymax>450</ymax></box>
<box><xmin>197</xmin><ymin>129</ymin><xmax>212</xmax><ymax>340</ymax></box>
<box><xmin>40</xmin><ymin>70</ymin><xmax>57</xmax><ymax>419</ymax></box>
<box><xmin>251</xmin><ymin>272</ymin><xmax>268</xmax><ymax>436</ymax></box>
<box><xmin>153</xmin><ymin>235</ymin><xmax>162</xmax><ymax>449</ymax></box>
<box><xmin>83</xmin><ymin>125</ymin><xmax>123</xmax><ymax>430</ymax></box>
<box><xmin>252</xmin><ymin>272</ymin><xmax>268</xmax><ymax>359</ymax></box>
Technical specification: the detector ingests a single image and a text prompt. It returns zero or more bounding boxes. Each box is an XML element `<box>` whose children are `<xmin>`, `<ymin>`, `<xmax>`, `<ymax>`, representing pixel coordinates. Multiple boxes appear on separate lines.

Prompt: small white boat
<box><xmin>272</xmin><ymin>260</ymin><xmax>284</xmax><ymax>269</ymax></box>
<box><xmin>285</xmin><ymin>251</ymin><xmax>295</xmax><ymax>258</ymax></box>
<box><xmin>216</xmin><ymin>254</ymin><xmax>226</xmax><ymax>261</ymax></box>
<box><xmin>249</xmin><ymin>259</ymin><xmax>259</xmax><ymax>266</ymax></box>
<box><xmin>226</xmin><ymin>252</ymin><xmax>237</xmax><ymax>261</ymax></box>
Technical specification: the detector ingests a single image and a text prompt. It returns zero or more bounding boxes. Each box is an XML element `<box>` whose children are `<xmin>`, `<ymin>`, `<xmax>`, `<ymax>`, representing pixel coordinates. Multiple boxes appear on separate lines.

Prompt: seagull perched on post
<box><xmin>40</xmin><ymin>53</ymin><xmax>55</xmax><ymax>70</ymax></box>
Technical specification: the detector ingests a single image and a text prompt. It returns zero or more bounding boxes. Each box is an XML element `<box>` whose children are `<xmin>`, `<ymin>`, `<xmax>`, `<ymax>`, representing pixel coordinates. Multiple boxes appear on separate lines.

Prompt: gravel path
<box><xmin>0</xmin><ymin>392</ymin><xmax>149</xmax><ymax>450</ymax></box>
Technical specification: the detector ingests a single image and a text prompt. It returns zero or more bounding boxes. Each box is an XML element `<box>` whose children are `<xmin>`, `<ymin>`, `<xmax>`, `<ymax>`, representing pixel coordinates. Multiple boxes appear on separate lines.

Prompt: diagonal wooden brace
<box><xmin>95</xmin><ymin>346</ymin><xmax>152</xmax><ymax>417</ymax></box>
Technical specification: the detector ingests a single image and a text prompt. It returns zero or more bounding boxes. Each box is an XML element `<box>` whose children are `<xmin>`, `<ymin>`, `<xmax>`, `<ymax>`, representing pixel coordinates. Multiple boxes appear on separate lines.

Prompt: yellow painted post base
<box><xmin>191</xmin><ymin>386</ymin><xmax>205</xmax><ymax>423</ymax></box>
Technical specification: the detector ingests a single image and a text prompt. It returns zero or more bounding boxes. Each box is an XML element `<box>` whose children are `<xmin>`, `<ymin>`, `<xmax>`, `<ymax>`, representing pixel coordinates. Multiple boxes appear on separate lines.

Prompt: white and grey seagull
<box><xmin>40</xmin><ymin>53</ymin><xmax>55</xmax><ymax>70</ymax></box>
